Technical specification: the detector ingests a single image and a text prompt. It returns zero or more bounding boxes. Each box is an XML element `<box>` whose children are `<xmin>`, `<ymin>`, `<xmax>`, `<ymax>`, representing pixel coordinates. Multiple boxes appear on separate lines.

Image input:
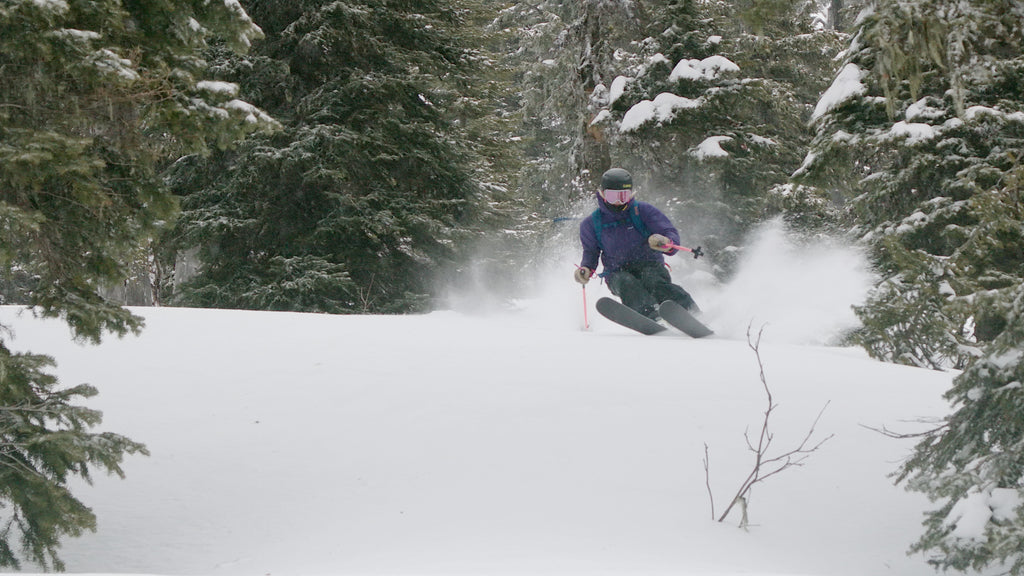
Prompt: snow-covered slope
<box><xmin>0</xmin><ymin>223</ymin><xmax>973</xmax><ymax>576</ymax></box>
<box><xmin>0</xmin><ymin>312</ymin><xmax>950</xmax><ymax>576</ymax></box>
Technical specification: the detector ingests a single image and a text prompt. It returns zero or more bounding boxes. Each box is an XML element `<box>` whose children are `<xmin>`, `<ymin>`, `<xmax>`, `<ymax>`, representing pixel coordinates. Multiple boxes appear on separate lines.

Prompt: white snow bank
<box><xmin>0</xmin><ymin>299</ymin><xmax>952</xmax><ymax>576</ymax></box>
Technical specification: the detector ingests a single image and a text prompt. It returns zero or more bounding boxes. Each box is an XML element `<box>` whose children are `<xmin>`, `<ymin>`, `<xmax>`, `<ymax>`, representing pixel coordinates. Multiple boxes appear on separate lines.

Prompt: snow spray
<box><xmin>698</xmin><ymin>219</ymin><xmax>875</xmax><ymax>345</ymax></box>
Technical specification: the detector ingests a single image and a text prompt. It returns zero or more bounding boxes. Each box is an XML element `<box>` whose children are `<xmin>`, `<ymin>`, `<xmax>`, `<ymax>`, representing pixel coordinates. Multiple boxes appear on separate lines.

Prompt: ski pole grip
<box><xmin>665</xmin><ymin>243</ymin><xmax>705</xmax><ymax>259</ymax></box>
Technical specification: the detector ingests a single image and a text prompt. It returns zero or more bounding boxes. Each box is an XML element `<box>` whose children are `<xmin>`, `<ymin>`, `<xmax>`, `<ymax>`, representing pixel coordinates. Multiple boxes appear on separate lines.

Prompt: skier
<box><xmin>573</xmin><ymin>168</ymin><xmax>698</xmax><ymax>321</ymax></box>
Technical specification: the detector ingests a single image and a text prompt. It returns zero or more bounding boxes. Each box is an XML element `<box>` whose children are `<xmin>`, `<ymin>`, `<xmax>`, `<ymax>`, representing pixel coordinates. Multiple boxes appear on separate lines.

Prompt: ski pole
<box><xmin>664</xmin><ymin>243</ymin><xmax>705</xmax><ymax>259</ymax></box>
<box><xmin>581</xmin><ymin>284</ymin><xmax>590</xmax><ymax>330</ymax></box>
<box><xmin>575</xmin><ymin>265</ymin><xmax>590</xmax><ymax>330</ymax></box>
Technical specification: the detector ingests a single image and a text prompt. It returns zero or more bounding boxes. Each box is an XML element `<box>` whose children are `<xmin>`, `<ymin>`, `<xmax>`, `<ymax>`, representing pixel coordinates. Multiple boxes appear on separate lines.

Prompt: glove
<box><xmin>648</xmin><ymin>234</ymin><xmax>672</xmax><ymax>252</ymax></box>
<box><xmin>574</xmin><ymin>267</ymin><xmax>593</xmax><ymax>285</ymax></box>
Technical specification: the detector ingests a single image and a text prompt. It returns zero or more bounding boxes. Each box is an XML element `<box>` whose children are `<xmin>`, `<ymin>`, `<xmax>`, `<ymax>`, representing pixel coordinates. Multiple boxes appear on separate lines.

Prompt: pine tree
<box><xmin>896</xmin><ymin>283</ymin><xmax>1024</xmax><ymax>574</ymax></box>
<box><xmin>824</xmin><ymin>0</ymin><xmax>869</xmax><ymax>31</ymax></box>
<box><xmin>801</xmin><ymin>0</ymin><xmax>1024</xmax><ymax>570</ymax></box>
<box><xmin>0</xmin><ymin>345</ymin><xmax>147</xmax><ymax>571</ymax></box>
<box><xmin>0</xmin><ymin>0</ymin><xmax>272</xmax><ymax>567</ymax></box>
<box><xmin>798</xmin><ymin>0</ymin><xmax>1024</xmax><ymax>367</ymax></box>
<box><xmin>169</xmin><ymin>0</ymin><xmax>517</xmax><ymax>313</ymax></box>
<box><xmin>0</xmin><ymin>0</ymin><xmax>275</xmax><ymax>338</ymax></box>
<box><xmin>497</xmin><ymin>0</ymin><xmax>651</xmax><ymax>214</ymax></box>
<box><xmin>587</xmin><ymin>0</ymin><xmax>844</xmax><ymax>271</ymax></box>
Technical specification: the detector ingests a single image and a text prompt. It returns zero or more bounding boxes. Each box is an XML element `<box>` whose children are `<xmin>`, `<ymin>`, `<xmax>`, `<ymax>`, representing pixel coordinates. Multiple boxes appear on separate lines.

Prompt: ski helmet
<box><xmin>600</xmin><ymin>168</ymin><xmax>633</xmax><ymax>191</ymax></box>
<box><xmin>599</xmin><ymin>168</ymin><xmax>634</xmax><ymax>206</ymax></box>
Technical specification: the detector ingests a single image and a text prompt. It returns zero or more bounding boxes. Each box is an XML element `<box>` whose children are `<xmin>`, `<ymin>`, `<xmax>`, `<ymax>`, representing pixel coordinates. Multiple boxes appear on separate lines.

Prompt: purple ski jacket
<box><xmin>579</xmin><ymin>197</ymin><xmax>681</xmax><ymax>275</ymax></box>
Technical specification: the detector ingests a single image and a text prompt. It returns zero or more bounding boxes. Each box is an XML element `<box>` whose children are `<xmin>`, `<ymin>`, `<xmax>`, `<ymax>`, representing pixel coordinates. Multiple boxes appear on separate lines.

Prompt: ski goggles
<box><xmin>601</xmin><ymin>188</ymin><xmax>634</xmax><ymax>205</ymax></box>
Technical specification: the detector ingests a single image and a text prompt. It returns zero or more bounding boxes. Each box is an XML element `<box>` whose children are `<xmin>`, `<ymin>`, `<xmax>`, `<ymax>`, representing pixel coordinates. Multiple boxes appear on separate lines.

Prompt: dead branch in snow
<box><xmin>704</xmin><ymin>324</ymin><xmax>834</xmax><ymax>528</ymax></box>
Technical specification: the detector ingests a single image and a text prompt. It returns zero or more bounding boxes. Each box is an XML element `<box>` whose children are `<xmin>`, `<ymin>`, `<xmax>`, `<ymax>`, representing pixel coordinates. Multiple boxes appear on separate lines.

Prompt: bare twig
<box><xmin>703</xmin><ymin>443</ymin><xmax>715</xmax><ymax>520</ymax></box>
<box><xmin>356</xmin><ymin>274</ymin><xmax>377</xmax><ymax>312</ymax></box>
<box><xmin>709</xmin><ymin>323</ymin><xmax>835</xmax><ymax>526</ymax></box>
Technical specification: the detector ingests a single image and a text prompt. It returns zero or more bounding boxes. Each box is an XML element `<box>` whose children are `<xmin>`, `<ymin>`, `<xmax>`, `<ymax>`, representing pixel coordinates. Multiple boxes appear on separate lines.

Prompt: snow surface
<box><xmin>2</xmin><ymin>221</ymin><xmax>1000</xmax><ymax>576</ymax></box>
<box><xmin>965</xmin><ymin>105</ymin><xmax>1024</xmax><ymax>124</ymax></box>
<box><xmin>620</xmin><ymin>93</ymin><xmax>702</xmax><ymax>132</ymax></box>
<box><xmin>609</xmin><ymin>76</ymin><xmax>630</xmax><ymax>106</ymax></box>
<box><xmin>811</xmin><ymin>63</ymin><xmax>866</xmax><ymax>122</ymax></box>
<box><xmin>946</xmin><ymin>488</ymin><xmax>1022</xmax><ymax>543</ymax></box>
<box><xmin>30</xmin><ymin>0</ymin><xmax>68</xmax><ymax>13</ymax></box>
<box><xmin>906</xmin><ymin>98</ymin><xmax>946</xmax><ymax>122</ymax></box>
<box><xmin>89</xmin><ymin>49</ymin><xmax>139</xmax><ymax>81</ymax></box>
<box><xmin>884</xmin><ymin>121</ymin><xmax>937</xmax><ymax>145</ymax></box>
<box><xmin>589</xmin><ymin>109</ymin><xmax>612</xmax><ymax>127</ymax></box>
<box><xmin>668</xmin><ymin>56</ymin><xmax>739</xmax><ymax>82</ymax></box>
<box><xmin>196</xmin><ymin>81</ymin><xmax>240</xmax><ymax>97</ymax></box>
<box><xmin>692</xmin><ymin>135</ymin><xmax>733</xmax><ymax>160</ymax></box>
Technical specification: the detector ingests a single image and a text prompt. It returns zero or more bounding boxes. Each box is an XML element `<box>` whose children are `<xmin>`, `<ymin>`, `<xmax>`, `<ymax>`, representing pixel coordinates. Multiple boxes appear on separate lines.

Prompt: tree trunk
<box><xmin>829</xmin><ymin>0</ymin><xmax>843</xmax><ymax>31</ymax></box>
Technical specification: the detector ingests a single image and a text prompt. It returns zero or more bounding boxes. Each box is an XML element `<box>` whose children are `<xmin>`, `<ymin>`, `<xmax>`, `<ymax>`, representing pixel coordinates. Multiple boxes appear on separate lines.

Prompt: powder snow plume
<box><xmin>444</xmin><ymin>217</ymin><xmax>874</xmax><ymax>346</ymax></box>
<box><xmin>698</xmin><ymin>219</ymin><xmax>875</xmax><ymax>345</ymax></box>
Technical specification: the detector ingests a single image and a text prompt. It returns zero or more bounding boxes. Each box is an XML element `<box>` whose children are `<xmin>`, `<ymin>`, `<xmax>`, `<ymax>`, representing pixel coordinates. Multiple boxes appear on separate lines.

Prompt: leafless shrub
<box><xmin>703</xmin><ymin>324</ymin><xmax>834</xmax><ymax>528</ymax></box>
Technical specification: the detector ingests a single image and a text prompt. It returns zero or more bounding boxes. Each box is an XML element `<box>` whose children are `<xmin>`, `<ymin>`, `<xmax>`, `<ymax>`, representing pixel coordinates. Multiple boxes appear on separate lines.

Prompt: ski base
<box><xmin>595</xmin><ymin>297</ymin><xmax>714</xmax><ymax>338</ymax></box>
<box><xmin>595</xmin><ymin>297</ymin><xmax>667</xmax><ymax>335</ymax></box>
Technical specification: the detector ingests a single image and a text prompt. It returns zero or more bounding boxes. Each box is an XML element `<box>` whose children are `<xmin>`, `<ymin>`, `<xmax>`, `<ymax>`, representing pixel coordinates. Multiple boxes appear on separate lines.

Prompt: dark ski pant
<box><xmin>607</xmin><ymin>261</ymin><xmax>696</xmax><ymax>320</ymax></box>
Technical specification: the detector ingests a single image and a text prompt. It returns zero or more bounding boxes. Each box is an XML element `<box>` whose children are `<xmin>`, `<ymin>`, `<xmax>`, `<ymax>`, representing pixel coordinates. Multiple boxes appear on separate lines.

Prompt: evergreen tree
<box><xmin>0</xmin><ymin>345</ymin><xmax>147</xmax><ymax>571</ymax></box>
<box><xmin>801</xmin><ymin>0</ymin><xmax>1024</xmax><ymax>570</ymax></box>
<box><xmin>798</xmin><ymin>0</ymin><xmax>1024</xmax><ymax>367</ymax></box>
<box><xmin>498</xmin><ymin>0</ymin><xmax>843</xmax><ymax>283</ymax></box>
<box><xmin>896</xmin><ymin>283</ymin><xmax>1024</xmax><ymax>574</ymax></box>
<box><xmin>169</xmin><ymin>0</ymin><xmax>518</xmax><ymax>313</ymax></box>
<box><xmin>0</xmin><ymin>0</ymin><xmax>273</xmax><ymax>339</ymax></box>
<box><xmin>823</xmin><ymin>0</ymin><xmax>868</xmax><ymax>31</ymax></box>
<box><xmin>587</xmin><ymin>0</ymin><xmax>844</xmax><ymax>272</ymax></box>
<box><xmin>0</xmin><ymin>0</ymin><xmax>272</xmax><ymax>567</ymax></box>
<box><xmin>498</xmin><ymin>0</ymin><xmax>653</xmax><ymax>209</ymax></box>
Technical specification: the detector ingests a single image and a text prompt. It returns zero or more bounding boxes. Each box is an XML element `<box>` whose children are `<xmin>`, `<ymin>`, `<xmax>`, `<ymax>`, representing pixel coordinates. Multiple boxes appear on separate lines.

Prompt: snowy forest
<box><xmin>1</xmin><ymin>0</ymin><xmax>1023</xmax><ymax>573</ymax></box>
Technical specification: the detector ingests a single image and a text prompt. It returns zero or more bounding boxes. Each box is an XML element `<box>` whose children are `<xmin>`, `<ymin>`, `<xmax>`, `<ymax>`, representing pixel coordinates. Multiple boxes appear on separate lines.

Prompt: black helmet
<box><xmin>600</xmin><ymin>168</ymin><xmax>633</xmax><ymax>191</ymax></box>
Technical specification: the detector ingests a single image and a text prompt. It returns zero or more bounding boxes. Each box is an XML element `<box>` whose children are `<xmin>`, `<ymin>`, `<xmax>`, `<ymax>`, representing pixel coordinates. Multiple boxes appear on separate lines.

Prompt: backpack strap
<box><xmin>592</xmin><ymin>208</ymin><xmax>603</xmax><ymax>250</ymax></box>
<box><xmin>627</xmin><ymin>202</ymin><xmax>650</xmax><ymax>238</ymax></box>
<box><xmin>593</xmin><ymin>202</ymin><xmax>649</xmax><ymax>251</ymax></box>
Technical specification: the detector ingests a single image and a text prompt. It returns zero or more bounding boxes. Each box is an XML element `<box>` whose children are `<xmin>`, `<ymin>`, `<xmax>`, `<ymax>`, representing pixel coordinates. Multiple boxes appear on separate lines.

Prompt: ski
<box><xmin>659</xmin><ymin>300</ymin><xmax>714</xmax><ymax>338</ymax></box>
<box><xmin>595</xmin><ymin>297</ymin><xmax>667</xmax><ymax>335</ymax></box>
<box><xmin>595</xmin><ymin>297</ymin><xmax>714</xmax><ymax>338</ymax></box>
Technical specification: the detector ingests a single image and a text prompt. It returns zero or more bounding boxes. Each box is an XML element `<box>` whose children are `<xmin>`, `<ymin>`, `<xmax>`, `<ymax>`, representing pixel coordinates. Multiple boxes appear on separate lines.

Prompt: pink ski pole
<box><xmin>582</xmin><ymin>284</ymin><xmax>590</xmax><ymax>330</ymax></box>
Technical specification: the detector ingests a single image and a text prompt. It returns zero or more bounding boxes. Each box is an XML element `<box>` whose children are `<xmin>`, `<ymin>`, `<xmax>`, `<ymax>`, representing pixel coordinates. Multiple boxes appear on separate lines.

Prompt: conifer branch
<box><xmin>859</xmin><ymin>420</ymin><xmax>947</xmax><ymax>440</ymax></box>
